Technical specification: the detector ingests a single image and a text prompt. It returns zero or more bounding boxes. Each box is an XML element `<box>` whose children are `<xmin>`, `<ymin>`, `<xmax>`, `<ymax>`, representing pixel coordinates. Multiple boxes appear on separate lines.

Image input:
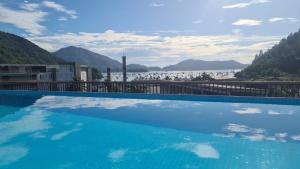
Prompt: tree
<box><xmin>164</xmin><ymin>76</ymin><xmax>172</xmax><ymax>81</ymax></box>
<box><xmin>192</xmin><ymin>72</ymin><xmax>215</xmax><ymax>81</ymax></box>
<box><xmin>235</xmin><ymin>29</ymin><xmax>300</xmax><ymax>80</ymax></box>
<box><xmin>92</xmin><ymin>68</ymin><xmax>103</xmax><ymax>80</ymax></box>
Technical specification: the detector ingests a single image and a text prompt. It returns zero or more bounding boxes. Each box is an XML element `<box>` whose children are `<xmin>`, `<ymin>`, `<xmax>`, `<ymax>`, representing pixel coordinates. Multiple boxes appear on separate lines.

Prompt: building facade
<box><xmin>0</xmin><ymin>63</ymin><xmax>92</xmax><ymax>82</ymax></box>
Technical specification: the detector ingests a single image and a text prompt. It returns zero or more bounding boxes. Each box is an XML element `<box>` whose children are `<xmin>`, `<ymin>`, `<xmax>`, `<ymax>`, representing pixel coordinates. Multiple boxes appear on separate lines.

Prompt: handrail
<box><xmin>0</xmin><ymin>81</ymin><xmax>299</xmax><ymax>98</ymax></box>
<box><xmin>1</xmin><ymin>80</ymin><xmax>300</xmax><ymax>84</ymax></box>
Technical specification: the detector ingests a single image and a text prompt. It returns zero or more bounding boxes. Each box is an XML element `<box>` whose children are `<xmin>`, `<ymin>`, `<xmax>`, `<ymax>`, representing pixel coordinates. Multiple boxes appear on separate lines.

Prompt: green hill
<box><xmin>236</xmin><ymin>29</ymin><xmax>300</xmax><ymax>80</ymax></box>
<box><xmin>0</xmin><ymin>31</ymin><xmax>62</xmax><ymax>64</ymax></box>
<box><xmin>53</xmin><ymin>46</ymin><xmax>122</xmax><ymax>72</ymax></box>
<box><xmin>53</xmin><ymin>46</ymin><xmax>156</xmax><ymax>72</ymax></box>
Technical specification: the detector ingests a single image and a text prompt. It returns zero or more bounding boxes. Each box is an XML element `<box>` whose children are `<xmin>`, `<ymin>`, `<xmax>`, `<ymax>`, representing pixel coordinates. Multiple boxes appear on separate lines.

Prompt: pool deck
<box><xmin>0</xmin><ymin>90</ymin><xmax>300</xmax><ymax>106</ymax></box>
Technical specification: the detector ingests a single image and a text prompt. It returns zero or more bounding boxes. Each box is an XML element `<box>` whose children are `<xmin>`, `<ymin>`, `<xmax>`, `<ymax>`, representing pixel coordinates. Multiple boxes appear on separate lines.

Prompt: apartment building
<box><xmin>0</xmin><ymin>63</ymin><xmax>92</xmax><ymax>82</ymax></box>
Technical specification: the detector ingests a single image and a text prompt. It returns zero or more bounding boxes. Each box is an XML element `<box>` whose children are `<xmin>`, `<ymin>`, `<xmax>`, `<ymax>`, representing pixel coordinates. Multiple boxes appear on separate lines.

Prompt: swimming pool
<box><xmin>0</xmin><ymin>92</ymin><xmax>299</xmax><ymax>169</ymax></box>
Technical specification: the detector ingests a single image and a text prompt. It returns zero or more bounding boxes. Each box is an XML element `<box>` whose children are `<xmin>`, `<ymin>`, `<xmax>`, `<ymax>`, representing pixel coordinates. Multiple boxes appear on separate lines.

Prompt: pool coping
<box><xmin>0</xmin><ymin>90</ymin><xmax>300</xmax><ymax>105</ymax></box>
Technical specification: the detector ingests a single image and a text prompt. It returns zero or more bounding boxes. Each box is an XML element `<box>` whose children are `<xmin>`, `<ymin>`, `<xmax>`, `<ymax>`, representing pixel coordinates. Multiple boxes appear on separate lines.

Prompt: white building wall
<box><xmin>81</xmin><ymin>71</ymin><xmax>87</xmax><ymax>81</ymax></box>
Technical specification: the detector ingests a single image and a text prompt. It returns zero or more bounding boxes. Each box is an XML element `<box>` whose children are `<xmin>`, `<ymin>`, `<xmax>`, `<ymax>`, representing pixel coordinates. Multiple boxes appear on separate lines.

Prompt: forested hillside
<box><xmin>0</xmin><ymin>31</ymin><xmax>62</xmax><ymax>64</ymax></box>
<box><xmin>236</xmin><ymin>29</ymin><xmax>300</xmax><ymax>80</ymax></box>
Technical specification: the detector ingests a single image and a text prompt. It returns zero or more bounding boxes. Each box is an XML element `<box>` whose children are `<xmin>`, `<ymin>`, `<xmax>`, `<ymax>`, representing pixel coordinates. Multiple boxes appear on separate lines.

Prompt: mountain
<box><xmin>127</xmin><ymin>65</ymin><xmax>163</xmax><ymax>72</ymax></box>
<box><xmin>54</xmin><ymin>46</ymin><xmax>161</xmax><ymax>72</ymax></box>
<box><xmin>236</xmin><ymin>29</ymin><xmax>300</xmax><ymax>80</ymax></box>
<box><xmin>53</xmin><ymin>46</ymin><xmax>122</xmax><ymax>72</ymax></box>
<box><xmin>127</xmin><ymin>64</ymin><xmax>148</xmax><ymax>72</ymax></box>
<box><xmin>163</xmin><ymin>59</ymin><xmax>248</xmax><ymax>71</ymax></box>
<box><xmin>148</xmin><ymin>66</ymin><xmax>162</xmax><ymax>71</ymax></box>
<box><xmin>54</xmin><ymin>46</ymin><xmax>247</xmax><ymax>72</ymax></box>
<box><xmin>0</xmin><ymin>31</ymin><xmax>61</xmax><ymax>64</ymax></box>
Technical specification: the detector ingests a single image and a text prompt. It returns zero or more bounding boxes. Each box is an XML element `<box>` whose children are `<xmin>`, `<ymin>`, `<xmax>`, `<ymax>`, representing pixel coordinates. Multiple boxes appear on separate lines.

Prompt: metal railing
<box><xmin>0</xmin><ymin>81</ymin><xmax>300</xmax><ymax>98</ymax></box>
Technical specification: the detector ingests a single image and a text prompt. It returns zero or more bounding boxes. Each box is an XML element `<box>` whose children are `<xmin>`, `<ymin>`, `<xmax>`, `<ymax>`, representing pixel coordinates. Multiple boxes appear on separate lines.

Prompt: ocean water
<box><xmin>0</xmin><ymin>94</ymin><xmax>300</xmax><ymax>169</ymax></box>
<box><xmin>103</xmin><ymin>70</ymin><xmax>240</xmax><ymax>81</ymax></box>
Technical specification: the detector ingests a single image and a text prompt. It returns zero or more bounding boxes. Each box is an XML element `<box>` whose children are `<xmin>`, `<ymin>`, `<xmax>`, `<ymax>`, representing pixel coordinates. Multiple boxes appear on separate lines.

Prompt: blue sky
<box><xmin>0</xmin><ymin>0</ymin><xmax>300</xmax><ymax>66</ymax></box>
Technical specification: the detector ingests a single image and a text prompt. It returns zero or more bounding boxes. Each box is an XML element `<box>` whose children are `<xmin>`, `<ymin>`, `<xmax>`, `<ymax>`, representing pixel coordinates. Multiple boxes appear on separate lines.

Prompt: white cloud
<box><xmin>269</xmin><ymin>17</ymin><xmax>284</xmax><ymax>22</ymax></box>
<box><xmin>58</xmin><ymin>16</ymin><xmax>67</xmax><ymax>21</ymax></box>
<box><xmin>233</xmin><ymin>108</ymin><xmax>262</xmax><ymax>114</ymax></box>
<box><xmin>0</xmin><ymin>145</ymin><xmax>28</xmax><ymax>167</ymax></box>
<box><xmin>268</xmin><ymin>110</ymin><xmax>281</xmax><ymax>115</ymax></box>
<box><xmin>27</xmin><ymin>30</ymin><xmax>282</xmax><ymax>66</ymax></box>
<box><xmin>225</xmin><ymin>123</ymin><xmax>265</xmax><ymax>134</ymax></box>
<box><xmin>51</xmin><ymin>128</ymin><xmax>80</xmax><ymax>141</ymax></box>
<box><xmin>291</xmin><ymin>135</ymin><xmax>300</xmax><ymax>141</ymax></box>
<box><xmin>268</xmin><ymin>110</ymin><xmax>294</xmax><ymax>115</ymax></box>
<box><xmin>0</xmin><ymin>4</ymin><xmax>47</xmax><ymax>35</ymax></box>
<box><xmin>269</xmin><ymin>17</ymin><xmax>299</xmax><ymax>23</ymax></box>
<box><xmin>192</xmin><ymin>20</ymin><xmax>202</xmax><ymax>24</ymax></box>
<box><xmin>42</xmin><ymin>1</ymin><xmax>78</xmax><ymax>19</ymax></box>
<box><xmin>0</xmin><ymin>110</ymin><xmax>51</xmax><ymax>144</ymax></box>
<box><xmin>20</xmin><ymin>3</ymin><xmax>40</xmax><ymax>11</ymax></box>
<box><xmin>0</xmin><ymin>106</ymin><xmax>50</xmax><ymax>167</ymax></box>
<box><xmin>32</xmin><ymin>96</ymin><xmax>162</xmax><ymax>110</ymax></box>
<box><xmin>275</xmin><ymin>133</ymin><xmax>287</xmax><ymax>139</ymax></box>
<box><xmin>213</xmin><ymin>133</ymin><xmax>235</xmax><ymax>138</ymax></box>
<box><xmin>108</xmin><ymin>149</ymin><xmax>127</xmax><ymax>162</ymax></box>
<box><xmin>233</xmin><ymin>19</ymin><xmax>262</xmax><ymax>26</ymax></box>
<box><xmin>242</xmin><ymin>134</ymin><xmax>265</xmax><ymax>141</ymax></box>
<box><xmin>223</xmin><ymin>0</ymin><xmax>271</xmax><ymax>9</ymax></box>
<box><xmin>224</xmin><ymin>123</ymin><xmax>289</xmax><ymax>142</ymax></box>
<box><xmin>225</xmin><ymin>123</ymin><xmax>251</xmax><ymax>133</ymax></box>
<box><xmin>31</xmin><ymin>132</ymin><xmax>46</xmax><ymax>138</ymax></box>
<box><xmin>150</xmin><ymin>3</ymin><xmax>165</xmax><ymax>7</ymax></box>
<box><xmin>0</xmin><ymin>1</ymin><xmax>77</xmax><ymax>34</ymax></box>
<box><xmin>173</xmin><ymin>143</ymin><xmax>220</xmax><ymax>159</ymax></box>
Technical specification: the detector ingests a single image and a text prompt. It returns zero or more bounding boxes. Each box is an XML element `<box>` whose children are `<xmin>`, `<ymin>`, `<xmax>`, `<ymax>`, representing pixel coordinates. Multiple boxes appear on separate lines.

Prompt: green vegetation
<box><xmin>92</xmin><ymin>68</ymin><xmax>103</xmax><ymax>80</ymax></box>
<box><xmin>192</xmin><ymin>73</ymin><xmax>215</xmax><ymax>81</ymax></box>
<box><xmin>236</xmin><ymin>29</ymin><xmax>300</xmax><ymax>80</ymax></box>
<box><xmin>164</xmin><ymin>76</ymin><xmax>172</xmax><ymax>81</ymax></box>
<box><xmin>0</xmin><ymin>31</ymin><xmax>62</xmax><ymax>64</ymax></box>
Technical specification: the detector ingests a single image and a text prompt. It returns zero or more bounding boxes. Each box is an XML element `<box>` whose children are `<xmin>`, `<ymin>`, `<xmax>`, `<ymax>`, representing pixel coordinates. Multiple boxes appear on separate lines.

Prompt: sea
<box><xmin>102</xmin><ymin>69</ymin><xmax>241</xmax><ymax>81</ymax></box>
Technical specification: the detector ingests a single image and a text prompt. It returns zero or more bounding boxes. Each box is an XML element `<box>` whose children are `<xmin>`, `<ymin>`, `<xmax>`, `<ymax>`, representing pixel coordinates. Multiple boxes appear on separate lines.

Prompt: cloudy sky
<box><xmin>0</xmin><ymin>0</ymin><xmax>299</xmax><ymax>66</ymax></box>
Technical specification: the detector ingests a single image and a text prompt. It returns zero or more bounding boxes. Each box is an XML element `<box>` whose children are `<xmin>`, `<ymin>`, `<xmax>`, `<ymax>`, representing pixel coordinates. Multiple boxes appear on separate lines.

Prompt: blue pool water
<box><xmin>0</xmin><ymin>93</ymin><xmax>300</xmax><ymax>169</ymax></box>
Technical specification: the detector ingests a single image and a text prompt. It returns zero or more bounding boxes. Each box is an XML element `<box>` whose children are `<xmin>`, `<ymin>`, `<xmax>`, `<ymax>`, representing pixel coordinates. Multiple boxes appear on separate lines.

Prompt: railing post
<box><xmin>265</xmin><ymin>84</ymin><xmax>270</xmax><ymax>97</ymax></box>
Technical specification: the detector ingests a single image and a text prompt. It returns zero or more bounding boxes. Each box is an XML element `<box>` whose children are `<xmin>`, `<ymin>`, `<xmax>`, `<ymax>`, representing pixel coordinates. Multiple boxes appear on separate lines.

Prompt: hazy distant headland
<box><xmin>163</xmin><ymin>59</ymin><xmax>248</xmax><ymax>71</ymax></box>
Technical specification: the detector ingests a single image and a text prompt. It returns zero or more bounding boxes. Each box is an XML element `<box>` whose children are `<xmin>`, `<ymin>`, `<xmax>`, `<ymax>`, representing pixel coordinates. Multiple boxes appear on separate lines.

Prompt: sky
<box><xmin>0</xmin><ymin>0</ymin><xmax>300</xmax><ymax>67</ymax></box>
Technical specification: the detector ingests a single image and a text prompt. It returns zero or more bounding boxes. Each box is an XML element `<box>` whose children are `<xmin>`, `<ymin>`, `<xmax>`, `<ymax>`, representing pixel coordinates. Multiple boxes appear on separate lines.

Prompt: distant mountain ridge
<box><xmin>53</xmin><ymin>46</ymin><xmax>154</xmax><ymax>72</ymax></box>
<box><xmin>0</xmin><ymin>31</ymin><xmax>62</xmax><ymax>64</ymax></box>
<box><xmin>127</xmin><ymin>64</ymin><xmax>148</xmax><ymax>72</ymax></box>
<box><xmin>53</xmin><ymin>46</ymin><xmax>122</xmax><ymax>72</ymax></box>
<box><xmin>163</xmin><ymin>59</ymin><xmax>248</xmax><ymax>71</ymax></box>
<box><xmin>53</xmin><ymin>46</ymin><xmax>248</xmax><ymax>72</ymax></box>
